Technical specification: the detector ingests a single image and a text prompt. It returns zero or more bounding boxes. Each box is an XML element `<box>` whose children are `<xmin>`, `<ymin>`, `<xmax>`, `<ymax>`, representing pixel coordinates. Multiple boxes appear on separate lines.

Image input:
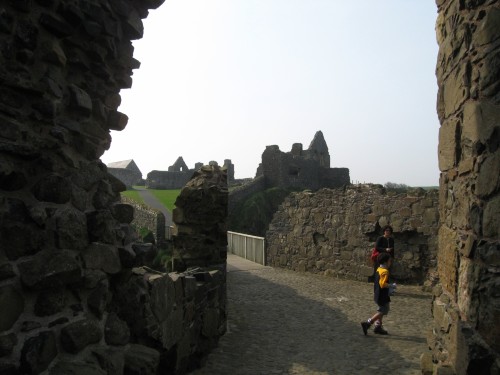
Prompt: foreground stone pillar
<box><xmin>172</xmin><ymin>165</ymin><xmax>229</xmax><ymax>271</ymax></box>
<box><xmin>431</xmin><ymin>1</ymin><xmax>500</xmax><ymax>374</ymax></box>
<box><xmin>0</xmin><ymin>2</ymin><xmax>227</xmax><ymax>373</ymax></box>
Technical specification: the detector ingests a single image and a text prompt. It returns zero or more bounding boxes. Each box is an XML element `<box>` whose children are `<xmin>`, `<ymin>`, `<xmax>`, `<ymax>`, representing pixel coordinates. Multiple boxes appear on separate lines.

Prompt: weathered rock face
<box><xmin>172</xmin><ymin>165</ymin><xmax>229</xmax><ymax>270</ymax></box>
<box><xmin>121</xmin><ymin>196</ymin><xmax>166</xmax><ymax>245</ymax></box>
<box><xmin>266</xmin><ymin>185</ymin><xmax>439</xmax><ymax>284</ymax></box>
<box><xmin>432</xmin><ymin>1</ymin><xmax>500</xmax><ymax>374</ymax></box>
<box><xmin>0</xmin><ymin>1</ymin><xmax>226</xmax><ymax>374</ymax></box>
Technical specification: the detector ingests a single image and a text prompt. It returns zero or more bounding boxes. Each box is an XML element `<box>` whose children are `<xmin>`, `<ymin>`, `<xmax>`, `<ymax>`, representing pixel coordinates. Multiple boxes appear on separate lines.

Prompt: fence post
<box><xmin>262</xmin><ymin>238</ymin><xmax>266</xmax><ymax>266</ymax></box>
<box><xmin>253</xmin><ymin>236</ymin><xmax>256</xmax><ymax>263</ymax></box>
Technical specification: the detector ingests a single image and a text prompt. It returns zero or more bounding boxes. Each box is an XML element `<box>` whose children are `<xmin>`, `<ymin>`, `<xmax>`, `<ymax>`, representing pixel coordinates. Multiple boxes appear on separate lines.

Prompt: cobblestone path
<box><xmin>190</xmin><ymin>255</ymin><xmax>433</xmax><ymax>375</ymax></box>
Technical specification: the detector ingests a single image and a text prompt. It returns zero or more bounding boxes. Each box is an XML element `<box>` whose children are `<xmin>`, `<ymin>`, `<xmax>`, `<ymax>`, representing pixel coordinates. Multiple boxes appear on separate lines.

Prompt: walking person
<box><xmin>361</xmin><ymin>252</ymin><xmax>396</xmax><ymax>335</ymax></box>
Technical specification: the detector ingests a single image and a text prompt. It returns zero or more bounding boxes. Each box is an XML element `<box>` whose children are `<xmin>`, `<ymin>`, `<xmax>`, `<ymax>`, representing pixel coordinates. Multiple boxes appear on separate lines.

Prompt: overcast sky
<box><xmin>101</xmin><ymin>0</ymin><xmax>440</xmax><ymax>187</ymax></box>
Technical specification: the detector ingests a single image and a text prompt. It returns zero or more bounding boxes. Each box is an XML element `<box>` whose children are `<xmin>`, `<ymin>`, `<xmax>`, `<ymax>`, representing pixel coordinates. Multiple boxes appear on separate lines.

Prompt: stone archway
<box><xmin>0</xmin><ymin>1</ymin><xmax>498</xmax><ymax>374</ymax></box>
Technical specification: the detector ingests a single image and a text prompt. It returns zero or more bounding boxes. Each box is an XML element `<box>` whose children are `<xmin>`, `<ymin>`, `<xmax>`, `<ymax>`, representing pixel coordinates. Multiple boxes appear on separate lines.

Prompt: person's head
<box><xmin>382</xmin><ymin>225</ymin><xmax>393</xmax><ymax>237</ymax></box>
<box><xmin>377</xmin><ymin>252</ymin><xmax>392</xmax><ymax>266</ymax></box>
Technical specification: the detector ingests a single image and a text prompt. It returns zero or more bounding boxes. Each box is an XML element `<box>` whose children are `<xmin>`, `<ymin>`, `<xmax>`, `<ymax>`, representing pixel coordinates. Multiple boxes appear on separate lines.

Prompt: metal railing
<box><xmin>227</xmin><ymin>231</ymin><xmax>266</xmax><ymax>265</ymax></box>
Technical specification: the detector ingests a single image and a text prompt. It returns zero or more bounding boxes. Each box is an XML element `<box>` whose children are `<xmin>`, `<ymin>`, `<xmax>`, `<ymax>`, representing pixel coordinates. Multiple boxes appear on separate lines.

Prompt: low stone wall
<box><xmin>266</xmin><ymin>184</ymin><xmax>439</xmax><ymax>284</ymax></box>
<box><xmin>1</xmin><ymin>261</ymin><xmax>225</xmax><ymax>374</ymax></box>
<box><xmin>147</xmin><ymin>170</ymin><xmax>193</xmax><ymax>190</ymax></box>
<box><xmin>110</xmin><ymin>265</ymin><xmax>226</xmax><ymax>375</ymax></box>
<box><xmin>121</xmin><ymin>196</ymin><xmax>166</xmax><ymax>245</ymax></box>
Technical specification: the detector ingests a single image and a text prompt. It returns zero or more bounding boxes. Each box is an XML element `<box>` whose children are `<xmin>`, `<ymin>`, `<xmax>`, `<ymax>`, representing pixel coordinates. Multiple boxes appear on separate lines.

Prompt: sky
<box><xmin>100</xmin><ymin>0</ymin><xmax>440</xmax><ymax>187</ymax></box>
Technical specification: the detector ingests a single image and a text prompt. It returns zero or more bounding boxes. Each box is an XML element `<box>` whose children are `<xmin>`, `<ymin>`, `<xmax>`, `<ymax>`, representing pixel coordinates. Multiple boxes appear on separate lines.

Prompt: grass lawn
<box><xmin>121</xmin><ymin>189</ymin><xmax>145</xmax><ymax>204</ymax></box>
<box><xmin>121</xmin><ymin>187</ymin><xmax>181</xmax><ymax>211</ymax></box>
<box><xmin>149</xmin><ymin>189</ymin><xmax>181</xmax><ymax>212</ymax></box>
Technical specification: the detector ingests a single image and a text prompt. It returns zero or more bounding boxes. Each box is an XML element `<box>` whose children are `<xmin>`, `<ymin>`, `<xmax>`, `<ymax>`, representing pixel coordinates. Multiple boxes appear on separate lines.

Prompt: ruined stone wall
<box><xmin>430</xmin><ymin>1</ymin><xmax>500</xmax><ymax>374</ymax></box>
<box><xmin>0</xmin><ymin>1</ymin><xmax>226</xmax><ymax>373</ymax></box>
<box><xmin>147</xmin><ymin>160</ymin><xmax>234</xmax><ymax>190</ymax></box>
<box><xmin>266</xmin><ymin>185</ymin><xmax>439</xmax><ymax>284</ymax></box>
<box><xmin>146</xmin><ymin>170</ymin><xmax>193</xmax><ymax>190</ymax></box>
<box><xmin>262</xmin><ymin>145</ymin><xmax>321</xmax><ymax>190</ymax></box>
<box><xmin>321</xmin><ymin>167</ymin><xmax>351</xmax><ymax>188</ymax></box>
<box><xmin>108</xmin><ymin>168</ymin><xmax>142</xmax><ymax>188</ymax></box>
<box><xmin>228</xmin><ymin>175</ymin><xmax>266</xmax><ymax>217</ymax></box>
<box><xmin>172</xmin><ymin>165</ymin><xmax>228</xmax><ymax>271</ymax></box>
<box><xmin>261</xmin><ymin>145</ymin><xmax>349</xmax><ymax>192</ymax></box>
<box><xmin>121</xmin><ymin>196</ymin><xmax>165</xmax><ymax>245</ymax></box>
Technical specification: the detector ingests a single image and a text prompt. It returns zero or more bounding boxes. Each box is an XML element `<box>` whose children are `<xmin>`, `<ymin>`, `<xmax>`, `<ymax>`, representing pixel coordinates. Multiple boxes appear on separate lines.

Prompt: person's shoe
<box><xmin>374</xmin><ymin>325</ymin><xmax>388</xmax><ymax>335</ymax></box>
<box><xmin>361</xmin><ymin>321</ymin><xmax>370</xmax><ymax>335</ymax></box>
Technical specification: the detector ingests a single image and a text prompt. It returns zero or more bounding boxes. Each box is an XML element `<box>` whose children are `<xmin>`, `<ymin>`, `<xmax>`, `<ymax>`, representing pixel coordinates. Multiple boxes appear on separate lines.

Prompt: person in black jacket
<box><xmin>372</xmin><ymin>225</ymin><xmax>395</xmax><ymax>272</ymax></box>
<box><xmin>361</xmin><ymin>252</ymin><xmax>395</xmax><ymax>335</ymax></box>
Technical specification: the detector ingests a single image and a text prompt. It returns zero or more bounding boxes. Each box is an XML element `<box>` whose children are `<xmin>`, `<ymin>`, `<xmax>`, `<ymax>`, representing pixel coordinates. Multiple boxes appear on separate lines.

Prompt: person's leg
<box><xmin>373</xmin><ymin>304</ymin><xmax>390</xmax><ymax>334</ymax></box>
<box><xmin>368</xmin><ymin>312</ymin><xmax>382</xmax><ymax>324</ymax></box>
<box><xmin>361</xmin><ymin>311</ymin><xmax>382</xmax><ymax>335</ymax></box>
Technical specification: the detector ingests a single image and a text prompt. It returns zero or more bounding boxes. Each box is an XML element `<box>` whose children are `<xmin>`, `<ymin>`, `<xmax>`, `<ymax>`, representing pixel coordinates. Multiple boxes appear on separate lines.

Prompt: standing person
<box><xmin>373</xmin><ymin>225</ymin><xmax>395</xmax><ymax>272</ymax></box>
<box><xmin>361</xmin><ymin>252</ymin><xmax>395</xmax><ymax>335</ymax></box>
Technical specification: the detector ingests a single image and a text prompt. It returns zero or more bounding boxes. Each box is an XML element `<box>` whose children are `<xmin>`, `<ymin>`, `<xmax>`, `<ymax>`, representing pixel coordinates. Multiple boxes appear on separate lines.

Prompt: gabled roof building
<box><xmin>107</xmin><ymin>159</ymin><xmax>143</xmax><ymax>188</ymax></box>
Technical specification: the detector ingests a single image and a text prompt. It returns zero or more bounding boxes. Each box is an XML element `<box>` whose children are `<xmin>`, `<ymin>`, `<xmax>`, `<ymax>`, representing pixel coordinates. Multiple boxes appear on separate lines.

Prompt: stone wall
<box><xmin>147</xmin><ymin>170</ymin><xmax>193</xmax><ymax>190</ymax></box>
<box><xmin>172</xmin><ymin>165</ymin><xmax>229</xmax><ymax>271</ymax></box>
<box><xmin>107</xmin><ymin>160</ymin><xmax>143</xmax><ymax>188</ymax></box>
<box><xmin>0</xmin><ymin>1</ymin><xmax>226</xmax><ymax>374</ymax></box>
<box><xmin>147</xmin><ymin>159</ymin><xmax>234</xmax><ymax>189</ymax></box>
<box><xmin>107</xmin><ymin>168</ymin><xmax>142</xmax><ymax>188</ymax></box>
<box><xmin>121</xmin><ymin>196</ymin><xmax>166</xmax><ymax>245</ymax></box>
<box><xmin>430</xmin><ymin>1</ymin><xmax>500</xmax><ymax>374</ymax></box>
<box><xmin>266</xmin><ymin>185</ymin><xmax>439</xmax><ymax>284</ymax></box>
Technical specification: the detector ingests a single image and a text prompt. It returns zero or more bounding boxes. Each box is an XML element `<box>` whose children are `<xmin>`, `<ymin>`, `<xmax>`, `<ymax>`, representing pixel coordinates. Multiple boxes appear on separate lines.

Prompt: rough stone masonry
<box><xmin>0</xmin><ymin>1</ymin><xmax>499</xmax><ymax>375</ymax></box>
<box><xmin>0</xmin><ymin>1</ymin><xmax>227</xmax><ymax>374</ymax></box>
<box><xmin>266</xmin><ymin>184</ymin><xmax>439</xmax><ymax>285</ymax></box>
<box><xmin>432</xmin><ymin>1</ymin><xmax>500</xmax><ymax>374</ymax></box>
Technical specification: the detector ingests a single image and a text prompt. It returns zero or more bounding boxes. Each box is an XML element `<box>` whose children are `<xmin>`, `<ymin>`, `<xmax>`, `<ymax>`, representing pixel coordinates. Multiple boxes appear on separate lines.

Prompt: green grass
<box><xmin>121</xmin><ymin>188</ymin><xmax>181</xmax><ymax>211</ymax></box>
<box><xmin>150</xmin><ymin>189</ymin><xmax>181</xmax><ymax>212</ymax></box>
<box><xmin>121</xmin><ymin>189</ymin><xmax>144</xmax><ymax>204</ymax></box>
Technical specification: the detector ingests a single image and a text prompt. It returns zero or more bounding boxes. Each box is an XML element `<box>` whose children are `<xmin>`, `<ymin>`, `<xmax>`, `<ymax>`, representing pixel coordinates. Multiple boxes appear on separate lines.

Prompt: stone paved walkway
<box><xmin>190</xmin><ymin>255</ymin><xmax>433</xmax><ymax>375</ymax></box>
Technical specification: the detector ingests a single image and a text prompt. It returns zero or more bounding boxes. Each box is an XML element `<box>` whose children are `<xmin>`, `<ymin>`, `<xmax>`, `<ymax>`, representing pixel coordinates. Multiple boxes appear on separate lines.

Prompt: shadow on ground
<box><xmin>190</xmin><ymin>260</ymin><xmax>432</xmax><ymax>375</ymax></box>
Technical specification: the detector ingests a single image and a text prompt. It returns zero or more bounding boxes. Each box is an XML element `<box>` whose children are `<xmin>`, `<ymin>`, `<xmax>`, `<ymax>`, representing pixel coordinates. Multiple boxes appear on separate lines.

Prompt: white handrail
<box><xmin>227</xmin><ymin>231</ymin><xmax>266</xmax><ymax>266</ymax></box>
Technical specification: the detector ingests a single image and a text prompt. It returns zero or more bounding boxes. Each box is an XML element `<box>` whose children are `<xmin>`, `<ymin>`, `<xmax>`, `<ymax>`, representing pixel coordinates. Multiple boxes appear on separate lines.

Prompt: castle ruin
<box><xmin>106</xmin><ymin>159</ymin><xmax>143</xmax><ymax>188</ymax></box>
<box><xmin>146</xmin><ymin>157</ymin><xmax>234</xmax><ymax>189</ymax></box>
<box><xmin>229</xmin><ymin>131</ymin><xmax>350</xmax><ymax>217</ymax></box>
<box><xmin>0</xmin><ymin>1</ymin><xmax>498</xmax><ymax>374</ymax></box>
<box><xmin>256</xmin><ymin>130</ymin><xmax>349</xmax><ymax>191</ymax></box>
